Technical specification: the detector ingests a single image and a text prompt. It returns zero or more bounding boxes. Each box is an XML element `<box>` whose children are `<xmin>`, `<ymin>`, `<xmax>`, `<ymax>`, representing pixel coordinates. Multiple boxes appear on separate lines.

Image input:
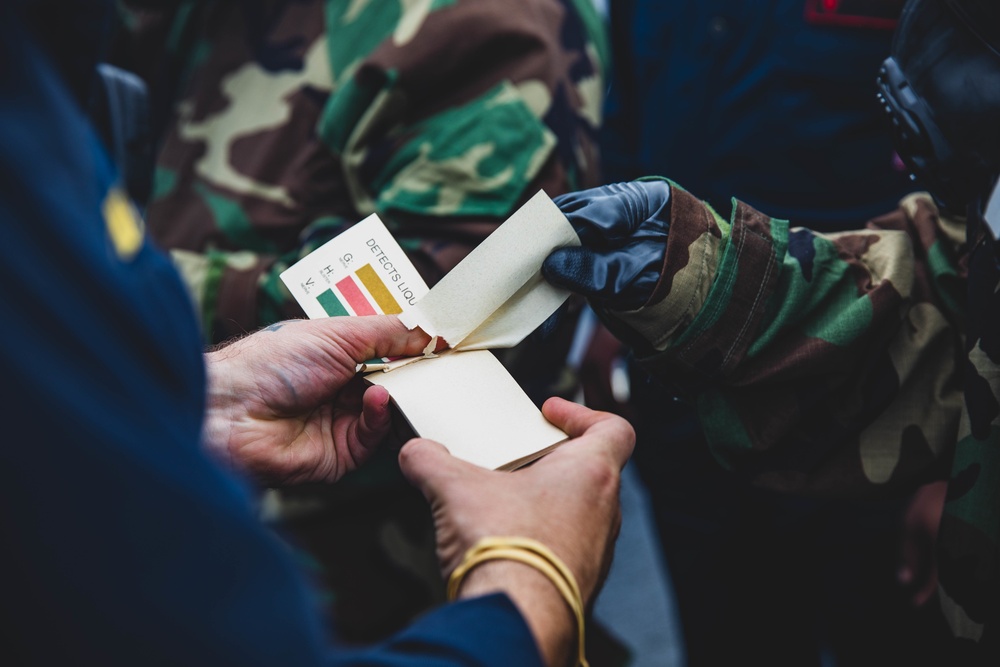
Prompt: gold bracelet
<box><xmin>447</xmin><ymin>537</ymin><xmax>588</xmax><ymax>667</ymax></box>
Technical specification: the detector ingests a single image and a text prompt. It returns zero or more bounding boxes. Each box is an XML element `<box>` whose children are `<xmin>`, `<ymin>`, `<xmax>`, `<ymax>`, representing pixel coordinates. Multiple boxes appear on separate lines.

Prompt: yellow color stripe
<box><xmin>356</xmin><ymin>264</ymin><xmax>401</xmax><ymax>314</ymax></box>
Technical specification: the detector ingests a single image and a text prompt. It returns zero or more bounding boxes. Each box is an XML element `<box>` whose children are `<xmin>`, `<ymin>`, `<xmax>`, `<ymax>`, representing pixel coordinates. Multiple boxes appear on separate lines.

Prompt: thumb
<box><xmin>398</xmin><ymin>438</ymin><xmax>473</xmax><ymax>500</ymax></box>
<box><xmin>543</xmin><ymin>246</ymin><xmax>604</xmax><ymax>296</ymax></box>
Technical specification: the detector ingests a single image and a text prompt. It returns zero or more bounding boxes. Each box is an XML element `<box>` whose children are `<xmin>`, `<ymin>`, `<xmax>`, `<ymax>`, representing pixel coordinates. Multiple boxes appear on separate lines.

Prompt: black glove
<box><xmin>543</xmin><ymin>180</ymin><xmax>670</xmax><ymax>310</ymax></box>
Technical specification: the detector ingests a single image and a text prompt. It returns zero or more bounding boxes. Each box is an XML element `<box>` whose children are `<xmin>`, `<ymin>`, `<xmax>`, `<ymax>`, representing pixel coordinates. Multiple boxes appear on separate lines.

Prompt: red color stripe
<box><xmin>336</xmin><ymin>276</ymin><xmax>377</xmax><ymax>316</ymax></box>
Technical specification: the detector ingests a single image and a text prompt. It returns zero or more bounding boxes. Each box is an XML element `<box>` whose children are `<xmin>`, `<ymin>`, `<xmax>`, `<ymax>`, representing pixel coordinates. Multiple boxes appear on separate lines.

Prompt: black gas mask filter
<box><xmin>876</xmin><ymin>0</ymin><xmax>1000</xmax><ymax>212</ymax></box>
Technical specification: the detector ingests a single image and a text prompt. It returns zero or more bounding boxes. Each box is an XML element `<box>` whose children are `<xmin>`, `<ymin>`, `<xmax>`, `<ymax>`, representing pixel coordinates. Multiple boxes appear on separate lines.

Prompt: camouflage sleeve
<box><xmin>312</xmin><ymin>0</ymin><xmax>607</xmax><ymax>281</ymax></box>
<box><xmin>602</xmin><ymin>183</ymin><xmax>967</xmax><ymax>498</ymax></box>
<box><xmin>139</xmin><ymin>0</ymin><xmax>607</xmax><ymax>344</ymax></box>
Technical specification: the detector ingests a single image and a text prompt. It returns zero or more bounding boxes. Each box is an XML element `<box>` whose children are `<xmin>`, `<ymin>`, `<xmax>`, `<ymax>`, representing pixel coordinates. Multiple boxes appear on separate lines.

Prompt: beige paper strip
<box><xmin>280</xmin><ymin>193</ymin><xmax>579</xmax><ymax>470</ymax></box>
<box><xmin>368</xmin><ymin>349</ymin><xmax>568</xmax><ymax>471</ymax></box>
<box><xmin>398</xmin><ymin>190</ymin><xmax>579</xmax><ymax>350</ymax></box>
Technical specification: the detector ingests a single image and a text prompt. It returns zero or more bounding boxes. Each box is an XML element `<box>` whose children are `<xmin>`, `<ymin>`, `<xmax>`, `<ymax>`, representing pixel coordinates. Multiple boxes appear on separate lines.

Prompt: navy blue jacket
<box><xmin>603</xmin><ymin>0</ymin><xmax>913</xmax><ymax>231</ymax></box>
<box><xmin>0</xmin><ymin>6</ymin><xmax>541</xmax><ymax>665</ymax></box>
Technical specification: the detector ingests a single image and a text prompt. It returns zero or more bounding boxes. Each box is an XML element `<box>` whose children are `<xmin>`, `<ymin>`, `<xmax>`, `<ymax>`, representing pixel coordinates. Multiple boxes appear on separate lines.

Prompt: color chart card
<box><xmin>280</xmin><ymin>214</ymin><xmax>429</xmax><ymax>320</ymax></box>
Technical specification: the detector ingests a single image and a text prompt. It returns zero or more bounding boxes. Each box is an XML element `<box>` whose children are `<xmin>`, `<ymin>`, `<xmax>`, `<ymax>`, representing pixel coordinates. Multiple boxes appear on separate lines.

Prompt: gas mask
<box><xmin>876</xmin><ymin>0</ymin><xmax>1000</xmax><ymax>212</ymax></box>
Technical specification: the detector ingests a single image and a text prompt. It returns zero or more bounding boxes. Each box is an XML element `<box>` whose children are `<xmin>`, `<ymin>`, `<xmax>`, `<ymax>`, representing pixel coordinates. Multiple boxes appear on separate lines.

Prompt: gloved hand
<box><xmin>543</xmin><ymin>179</ymin><xmax>671</xmax><ymax>310</ymax></box>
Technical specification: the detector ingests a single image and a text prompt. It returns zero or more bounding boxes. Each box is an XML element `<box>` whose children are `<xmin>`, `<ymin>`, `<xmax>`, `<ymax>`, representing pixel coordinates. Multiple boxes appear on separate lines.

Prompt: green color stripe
<box><xmin>317</xmin><ymin>289</ymin><xmax>349</xmax><ymax>317</ymax></box>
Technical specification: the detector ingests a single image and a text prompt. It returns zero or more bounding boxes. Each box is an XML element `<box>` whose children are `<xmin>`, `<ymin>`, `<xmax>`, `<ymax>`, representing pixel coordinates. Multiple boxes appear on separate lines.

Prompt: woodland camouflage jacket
<box><xmin>122</xmin><ymin>0</ymin><xmax>607</xmax><ymax>343</ymax></box>
<box><xmin>599</xmin><ymin>179</ymin><xmax>998</xmax><ymax>659</ymax></box>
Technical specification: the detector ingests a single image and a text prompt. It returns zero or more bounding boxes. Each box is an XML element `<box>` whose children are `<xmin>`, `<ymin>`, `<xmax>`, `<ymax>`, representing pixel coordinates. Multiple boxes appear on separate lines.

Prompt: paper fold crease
<box><xmin>397</xmin><ymin>190</ymin><xmax>579</xmax><ymax>353</ymax></box>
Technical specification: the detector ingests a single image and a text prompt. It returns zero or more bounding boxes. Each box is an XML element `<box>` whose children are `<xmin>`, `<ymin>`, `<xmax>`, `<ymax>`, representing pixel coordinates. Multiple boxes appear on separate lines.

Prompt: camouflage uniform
<box><xmin>116</xmin><ymin>0</ymin><xmax>623</xmax><ymax>657</ymax></box>
<box><xmin>124</xmin><ymin>0</ymin><xmax>607</xmax><ymax>344</ymax></box>
<box><xmin>597</xmin><ymin>179</ymin><xmax>997</xmax><ymax>659</ymax></box>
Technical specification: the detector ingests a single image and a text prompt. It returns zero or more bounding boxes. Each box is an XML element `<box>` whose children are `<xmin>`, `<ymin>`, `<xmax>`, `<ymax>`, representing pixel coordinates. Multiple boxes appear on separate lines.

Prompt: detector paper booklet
<box><xmin>280</xmin><ymin>191</ymin><xmax>577</xmax><ymax>470</ymax></box>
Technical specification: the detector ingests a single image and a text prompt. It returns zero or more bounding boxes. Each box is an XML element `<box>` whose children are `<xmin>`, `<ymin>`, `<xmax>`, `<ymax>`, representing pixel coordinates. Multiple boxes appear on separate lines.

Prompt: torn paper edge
<box><xmin>398</xmin><ymin>190</ymin><xmax>579</xmax><ymax>349</ymax></box>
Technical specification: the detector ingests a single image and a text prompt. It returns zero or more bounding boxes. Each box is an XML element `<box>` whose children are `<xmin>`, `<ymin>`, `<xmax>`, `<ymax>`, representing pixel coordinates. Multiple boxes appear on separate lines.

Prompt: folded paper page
<box><xmin>367</xmin><ymin>349</ymin><xmax>568</xmax><ymax>471</ymax></box>
<box><xmin>280</xmin><ymin>191</ymin><xmax>577</xmax><ymax>470</ymax></box>
<box><xmin>398</xmin><ymin>190</ymin><xmax>580</xmax><ymax>350</ymax></box>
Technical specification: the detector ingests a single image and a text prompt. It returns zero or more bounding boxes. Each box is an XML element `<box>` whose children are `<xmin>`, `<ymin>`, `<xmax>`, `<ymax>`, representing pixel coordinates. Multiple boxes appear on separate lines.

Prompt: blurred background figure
<box><xmin>605</xmin><ymin>0</ymin><xmax>911</xmax><ymax>229</ymax></box>
<box><xmin>602</xmin><ymin>1</ymin><xmax>950</xmax><ymax>665</ymax></box>
<box><xmin>108</xmin><ymin>0</ymin><xmax>616</xmax><ymax>652</ymax></box>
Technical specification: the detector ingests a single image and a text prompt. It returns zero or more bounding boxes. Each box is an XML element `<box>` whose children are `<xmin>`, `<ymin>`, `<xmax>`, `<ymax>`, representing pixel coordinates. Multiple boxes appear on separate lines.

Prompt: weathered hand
<box><xmin>398</xmin><ymin>398</ymin><xmax>635</xmax><ymax>666</ymax></box>
<box><xmin>202</xmin><ymin>316</ymin><xmax>430</xmax><ymax>487</ymax></box>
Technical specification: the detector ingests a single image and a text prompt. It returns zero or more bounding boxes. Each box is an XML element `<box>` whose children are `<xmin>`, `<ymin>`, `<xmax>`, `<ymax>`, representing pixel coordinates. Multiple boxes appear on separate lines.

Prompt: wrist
<box><xmin>602</xmin><ymin>183</ymin><xmax>715</xmax><ymax>351</ymax></box>
<box><xmin>200</xmin><ymin>350</ymin><xmax>238</xmax><ymax>469</ymax></box>
<box><xmin>458</xmin><ymin>559</ymin><xmax>575</xmax><ymax>667</ymax></box>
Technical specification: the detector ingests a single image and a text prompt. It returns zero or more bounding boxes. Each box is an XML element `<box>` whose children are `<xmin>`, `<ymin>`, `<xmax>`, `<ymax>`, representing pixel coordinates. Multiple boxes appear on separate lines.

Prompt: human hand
<box><xmin>898</xmin><ymin>480</ymin><xmax>946</xmax><ymax>608</ymax></box>
<box><xmin>398</xmin><ymin>398</ymin><xmax>635</xmax><ymax>666</ymax></box>
<box><xmin>543</xmin><ymin>179</ymin><xmax>671</xmax><ymax>310</ymax></box>
<box><xmin>202</xmin><ymin>316</ymin><xmax>431</xmax><ymax>487</ymax></box>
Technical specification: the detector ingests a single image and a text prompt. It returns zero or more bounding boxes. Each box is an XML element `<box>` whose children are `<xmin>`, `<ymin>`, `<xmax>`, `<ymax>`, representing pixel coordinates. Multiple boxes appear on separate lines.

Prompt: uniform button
<box><xmin>709</xmin><ymin>16</ymin><xmax>729</xmax><ymax>36</ymax></box>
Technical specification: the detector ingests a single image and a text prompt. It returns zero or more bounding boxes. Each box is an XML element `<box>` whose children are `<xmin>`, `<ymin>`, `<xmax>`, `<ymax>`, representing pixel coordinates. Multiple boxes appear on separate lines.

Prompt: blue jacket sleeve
<box><xmin>0</xmin><ymin>6</ymin><xmax>541</xmax><ymax>666</ymax></box>
<box><xmin>332</xmin><ymin>595</ymin><xmax>544</xmax><ymax>667</ymax></box>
